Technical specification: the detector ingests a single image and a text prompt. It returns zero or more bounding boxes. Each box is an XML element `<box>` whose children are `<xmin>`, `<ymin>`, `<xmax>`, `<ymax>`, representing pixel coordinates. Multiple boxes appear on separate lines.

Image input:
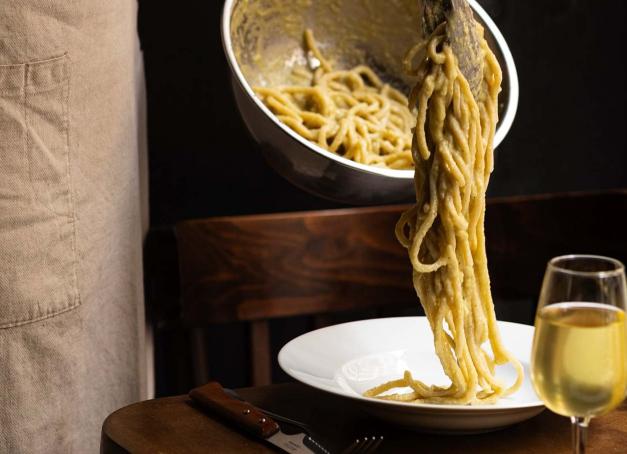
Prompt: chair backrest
<box><xmin>175</xmin><ymin>190</ymin><xmax>627</xmax><ymax>384</ymax></box>
<box><xmin>176</xmin><ymin>204</ymin><xmax>415</xmax><ymax>324</ymax></box>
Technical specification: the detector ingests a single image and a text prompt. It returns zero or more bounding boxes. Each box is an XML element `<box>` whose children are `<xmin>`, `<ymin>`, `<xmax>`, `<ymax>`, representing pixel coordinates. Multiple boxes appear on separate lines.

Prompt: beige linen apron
<box><xmin>0</xmin><ymin>1</ymin><xmax>146</xmax><ymax>452</ymax></box>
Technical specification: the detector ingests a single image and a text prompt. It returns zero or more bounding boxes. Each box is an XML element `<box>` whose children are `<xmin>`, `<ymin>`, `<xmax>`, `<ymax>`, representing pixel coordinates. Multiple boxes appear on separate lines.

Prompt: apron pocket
<box><xmin>0</xmin><ymin>54</ymin><xmax>80</xmax><ymax>328</ymax></box>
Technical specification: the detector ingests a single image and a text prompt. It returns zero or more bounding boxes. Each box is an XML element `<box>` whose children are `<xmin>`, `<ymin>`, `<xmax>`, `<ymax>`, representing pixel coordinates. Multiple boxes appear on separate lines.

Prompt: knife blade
<box><xmin>189</xmin><ymin>382</ymin><xmax>329</xmax><ymax>454</ymax></box>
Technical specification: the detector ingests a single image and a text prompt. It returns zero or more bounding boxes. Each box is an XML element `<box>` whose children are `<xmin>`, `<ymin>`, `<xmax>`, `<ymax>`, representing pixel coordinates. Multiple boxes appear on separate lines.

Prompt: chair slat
<box><xmin>176</xmin><ymin>205</ymin><xmax>415</xmax><ymax>324</ymax></box>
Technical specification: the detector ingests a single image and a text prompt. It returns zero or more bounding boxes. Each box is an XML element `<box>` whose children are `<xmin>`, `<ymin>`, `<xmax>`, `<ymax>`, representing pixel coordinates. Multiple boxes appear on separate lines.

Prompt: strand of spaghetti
<box><xmin>253</xmin><ymin>29</ymin><xmax>415</xmax><ymax>169</ymax></box>
<box><xmin>304</xmin><ymin>29</ymin><xmax>332</xmax><ymax>72</ymax></box>
<box><xmin>364</xmin><ymin>22</ymin><xmax>523</xmax><ymax>405</ymax></box>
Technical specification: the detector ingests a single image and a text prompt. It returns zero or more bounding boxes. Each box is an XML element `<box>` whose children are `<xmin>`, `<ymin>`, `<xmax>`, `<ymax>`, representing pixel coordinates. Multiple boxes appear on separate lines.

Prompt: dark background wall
<box><xmin>137</xmin><ymin>0</ymin><xmax>626</xmax><ymax>395</ymax></box>
<box><xmin>138</xmin><ymin>0</ymin><xmax>626</xmax><ymax>225</ymax></box>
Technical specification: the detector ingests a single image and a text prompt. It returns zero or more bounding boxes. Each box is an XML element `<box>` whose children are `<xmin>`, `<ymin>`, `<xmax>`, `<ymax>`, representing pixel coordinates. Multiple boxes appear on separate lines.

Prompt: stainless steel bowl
<box><xmin>222</xmin><ymin>0</ymin><xmax>518</xmax><ymax>205</ymax></box>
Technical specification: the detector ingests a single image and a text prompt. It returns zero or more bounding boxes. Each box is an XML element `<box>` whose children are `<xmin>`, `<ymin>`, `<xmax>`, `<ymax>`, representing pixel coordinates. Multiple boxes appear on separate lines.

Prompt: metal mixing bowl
<box><xmin>222</xmin><ymin>0</ymin><xmax>518</xmax><ymax>205</ymax></box>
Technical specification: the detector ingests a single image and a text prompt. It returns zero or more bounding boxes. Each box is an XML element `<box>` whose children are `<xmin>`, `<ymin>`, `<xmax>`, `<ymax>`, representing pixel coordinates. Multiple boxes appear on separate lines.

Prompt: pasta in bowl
<box><xmin>221</xmin><ymin>0</ymin><xmax>518</xmax><ymax>204</ymax></box>
<box><xmin>278</xmin><ymin>317</ymin><xmax>544</xmax><ymax>433</ymax></box>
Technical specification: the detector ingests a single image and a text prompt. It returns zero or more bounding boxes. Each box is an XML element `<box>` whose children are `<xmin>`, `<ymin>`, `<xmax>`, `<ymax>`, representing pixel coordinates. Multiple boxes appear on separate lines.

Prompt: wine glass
<box><xmin>531</xmin><ymin>255</ymin><xmax>627</xmax><ymax>454</ymax></box>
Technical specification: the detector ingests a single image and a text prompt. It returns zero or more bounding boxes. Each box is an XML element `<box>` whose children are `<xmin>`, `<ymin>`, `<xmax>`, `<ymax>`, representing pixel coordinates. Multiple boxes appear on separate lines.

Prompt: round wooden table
<box><xmin>101</xmin><ymin>383</ymin><xmax>627</xmax><ymax>453</ymax></box>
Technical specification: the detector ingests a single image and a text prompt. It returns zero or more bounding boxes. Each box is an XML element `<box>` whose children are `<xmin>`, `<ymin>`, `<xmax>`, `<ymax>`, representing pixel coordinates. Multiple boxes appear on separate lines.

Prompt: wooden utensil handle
<box><xmin>189</xmin><ymin>382</ymin><xmax>280</xmax><ymax>439</ymax></box>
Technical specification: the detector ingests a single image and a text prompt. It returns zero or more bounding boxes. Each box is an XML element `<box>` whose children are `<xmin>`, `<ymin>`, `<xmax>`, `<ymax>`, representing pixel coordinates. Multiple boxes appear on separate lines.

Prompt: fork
<box><xmin>340</xmin><ymin>436</ymin><xmax>385</xmax><ymax>454</ymax></box>
<box><xmin>257</xmin><ymin>407</ymin><xmax>383</xmax><ymax>454</ymax></box>
<box><xmin>252</xmin><ymin>405</ymin><xmax>384</xmax><ymax>454</ymax></box>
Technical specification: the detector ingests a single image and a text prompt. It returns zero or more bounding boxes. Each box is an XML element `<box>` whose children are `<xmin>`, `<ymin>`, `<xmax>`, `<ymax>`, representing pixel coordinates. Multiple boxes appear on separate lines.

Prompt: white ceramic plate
<box><xmin>278</xmin><ymin>317</ymin><xmax>544</xmax><ymax>433</ymax></box>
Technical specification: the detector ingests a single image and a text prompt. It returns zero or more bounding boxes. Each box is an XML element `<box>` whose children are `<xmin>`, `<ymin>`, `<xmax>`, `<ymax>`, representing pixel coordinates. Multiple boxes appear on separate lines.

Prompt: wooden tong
<box><xmin>423</xmin><ymin>0</ymin><xmax>484</xmax><ymax>96</ymax></box>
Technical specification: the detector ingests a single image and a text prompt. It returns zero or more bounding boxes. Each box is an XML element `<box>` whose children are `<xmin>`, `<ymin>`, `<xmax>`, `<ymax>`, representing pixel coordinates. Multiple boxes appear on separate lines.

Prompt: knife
<box><xmin>189</xmin><ymin>382</ymin><xmax>330</xmax><ymax>454</ymax></box>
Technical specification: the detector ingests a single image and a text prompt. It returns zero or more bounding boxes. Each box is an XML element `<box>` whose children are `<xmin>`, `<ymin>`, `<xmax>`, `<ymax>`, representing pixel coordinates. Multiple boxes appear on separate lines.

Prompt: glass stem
<box><xmin>570</xmin><ymin>416</ymin><xmax>590</xmax><ymax>454</ymax></box>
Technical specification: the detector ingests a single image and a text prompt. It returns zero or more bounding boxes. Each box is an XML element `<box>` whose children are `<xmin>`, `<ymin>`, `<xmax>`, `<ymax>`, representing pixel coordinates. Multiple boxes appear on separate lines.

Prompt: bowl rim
<box><xmin>277</xmin><ymin>316</ymin><xmax>544</xmax><ymax>411</ymax></box>
<box><xmin>221</xmin><ymin>0</ymin><xmax>518</xmax><ymax>180</ymax></box>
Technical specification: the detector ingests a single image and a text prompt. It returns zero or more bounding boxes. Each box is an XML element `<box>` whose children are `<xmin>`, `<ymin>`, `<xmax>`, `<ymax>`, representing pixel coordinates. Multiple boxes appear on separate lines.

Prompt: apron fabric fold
<box><xmin>0</xmin><ymin>1</ymin><xmax>146</xmax><ymax>452</ymax></box>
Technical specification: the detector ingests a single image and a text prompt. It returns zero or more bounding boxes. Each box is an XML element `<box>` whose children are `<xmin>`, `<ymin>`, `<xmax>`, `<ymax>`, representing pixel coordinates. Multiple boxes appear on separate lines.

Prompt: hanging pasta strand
<box><xmin>364</xmin><ymin>23</ymin><xmax>523</xmax><ymax>405</ymax></box>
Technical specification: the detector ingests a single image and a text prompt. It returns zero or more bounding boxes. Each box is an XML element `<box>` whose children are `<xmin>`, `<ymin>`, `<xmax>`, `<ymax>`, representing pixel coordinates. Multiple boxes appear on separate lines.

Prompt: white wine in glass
<box><xmin>531</xmin><ymin>255</ymin><xmax>627</xmax><ymax>454</ymax></box>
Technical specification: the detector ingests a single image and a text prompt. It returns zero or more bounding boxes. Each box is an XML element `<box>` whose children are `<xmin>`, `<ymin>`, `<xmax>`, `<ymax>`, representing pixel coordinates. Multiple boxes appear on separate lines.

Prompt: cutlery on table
<box><xmin>190</xmin><ymin>382</ymin><xmax>330</xmax><ymax>453</ymax></box>
<box><xmin>225</xmin><ymin>387</ymin><xmax>383</xmax><ymax>454</ymax></box>
<box><xmin>189</xmin><ymin>382</ymin><xmax>383</xmax><ymax>454</ymax></box>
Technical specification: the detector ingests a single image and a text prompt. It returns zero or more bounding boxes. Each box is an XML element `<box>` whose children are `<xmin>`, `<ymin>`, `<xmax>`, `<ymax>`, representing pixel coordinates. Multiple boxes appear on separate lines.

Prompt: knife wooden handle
<box><xmin>189</xmin><ymin>382</ymin><xmax>280</xmax><ymax>439</ymax></box>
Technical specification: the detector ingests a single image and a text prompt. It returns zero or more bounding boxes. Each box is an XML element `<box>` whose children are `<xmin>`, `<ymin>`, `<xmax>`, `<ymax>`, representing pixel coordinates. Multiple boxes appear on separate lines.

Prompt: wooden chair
<box><xmin>175</xmin><ymin>190</ymin><xmax>627</xmax><ymax>386</ymax></box>
<box><xmin>176</xmin><ymin>205</ymin><xmax>416</xmax><ymax>386</ymax></box>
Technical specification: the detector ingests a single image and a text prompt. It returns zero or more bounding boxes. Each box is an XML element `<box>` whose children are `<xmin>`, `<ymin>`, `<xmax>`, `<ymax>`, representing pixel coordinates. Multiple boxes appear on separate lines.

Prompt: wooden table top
<box><xmin>101</xmin><ymin>383</ymin><xmax>627</xmax><ymax>454</ymax></box>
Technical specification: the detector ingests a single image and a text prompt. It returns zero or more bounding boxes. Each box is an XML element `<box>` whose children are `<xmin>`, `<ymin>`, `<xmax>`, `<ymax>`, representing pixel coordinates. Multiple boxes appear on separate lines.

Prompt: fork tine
<box><xmin>341</xmin><ymin>435</ymin><xmax>384</xmax><ymax>454</ymax></box>
<box><xmin>360</xmin><ymin>437</ymin><xmax>376</xmax><ymax>453</ymax></box>
<box><xmin>364</xmin><ymin>435</ymin><xmax>384</xmax><ymax>454</ymax></box>
<box><xmin>344</xmin><ymin>437</ymin><xmax>369</xmax><ymax>454</ymax></box>
<box><xmin>341</xmin><ymin>438</ymin><xmax>362</xmax><ymax>454</ymax></box>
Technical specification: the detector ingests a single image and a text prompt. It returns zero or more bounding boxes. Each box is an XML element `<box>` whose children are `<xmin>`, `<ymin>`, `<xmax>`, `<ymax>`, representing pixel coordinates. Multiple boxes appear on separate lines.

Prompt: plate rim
<box><xmin>278</xmin><ymin>316</ymin><xmax>545</xmax><ymax>412</ymax></box>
